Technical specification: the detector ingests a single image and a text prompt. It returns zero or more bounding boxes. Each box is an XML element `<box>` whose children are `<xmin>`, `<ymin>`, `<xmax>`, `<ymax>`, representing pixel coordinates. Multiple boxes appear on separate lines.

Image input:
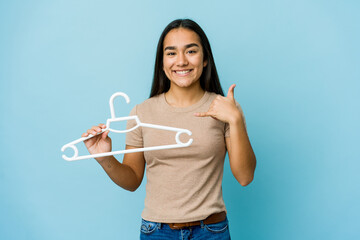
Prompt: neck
<box><xmin>165</xmin><ymin>83</ymin><xmax>205</xmax><ymax>108</ymax></box>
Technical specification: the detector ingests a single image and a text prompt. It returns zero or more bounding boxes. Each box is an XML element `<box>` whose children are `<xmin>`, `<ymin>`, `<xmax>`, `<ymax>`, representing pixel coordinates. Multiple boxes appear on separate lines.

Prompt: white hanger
<box><xmin>61</xmin><ymin>92</ymin><xmax>193</xmax><ymax>161</ymax></box>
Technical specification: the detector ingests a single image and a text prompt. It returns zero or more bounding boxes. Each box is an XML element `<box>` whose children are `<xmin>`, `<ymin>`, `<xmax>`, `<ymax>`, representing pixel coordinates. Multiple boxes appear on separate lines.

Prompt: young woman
<box><xmin>82</xmin><ymin>19</ymin><xmax>256</xmax><ymax>240</ymax></box>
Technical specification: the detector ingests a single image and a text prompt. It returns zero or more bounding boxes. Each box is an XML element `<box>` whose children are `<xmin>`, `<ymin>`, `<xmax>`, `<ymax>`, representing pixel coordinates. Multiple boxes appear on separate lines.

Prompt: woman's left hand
<box><xmin>194</xmin><ymin>84</ymin><xmax>242</xmax><ymax>124</ymax></box>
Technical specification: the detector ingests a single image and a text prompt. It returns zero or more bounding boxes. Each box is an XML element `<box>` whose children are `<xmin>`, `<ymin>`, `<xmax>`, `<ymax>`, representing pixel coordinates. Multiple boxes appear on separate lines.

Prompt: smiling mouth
<box><xmin>173</xmin><ymin>69</ymin><xmax>193</xmax><ymax>76</ymax></box>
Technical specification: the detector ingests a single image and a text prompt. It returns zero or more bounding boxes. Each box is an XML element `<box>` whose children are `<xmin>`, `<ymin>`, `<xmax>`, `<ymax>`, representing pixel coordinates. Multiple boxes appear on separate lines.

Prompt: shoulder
<box><xmin>207</xmin><ymin>91</ymin><xmax>219</xmax><ymax>98</ymax></box>
<box><xmin>129</xmin><ymin>94</ymin><xmax>163</xmax><ymax>116</ymax></box>
<box><xmin>205</xmin><ymin>91</ymin><xmax>220</xmax><ymax>105</ymax></box>
<box><xmin>138</xmin><ymin>94</ymin><xmax>162</xmax><ymax>109</ymax></box>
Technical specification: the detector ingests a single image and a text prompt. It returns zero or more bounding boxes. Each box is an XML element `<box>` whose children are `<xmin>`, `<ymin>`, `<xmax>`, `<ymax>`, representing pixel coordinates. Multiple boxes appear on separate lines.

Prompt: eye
<box><xmin>166</xmin><ymin>52</ymin><xmax>176</xmax><ymax>56</ymax></box>
<box><xmin>187</xmin><ymin>50</ymin><xmax>197</xmax><ymax>54</ymax></box>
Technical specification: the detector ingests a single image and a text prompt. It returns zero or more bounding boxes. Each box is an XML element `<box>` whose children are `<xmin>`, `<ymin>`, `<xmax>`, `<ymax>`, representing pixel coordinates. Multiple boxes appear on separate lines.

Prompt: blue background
<box><xmin>1</xmin><ymin>0</ymin><xmax>359</xmax><ymax>239</ymax></box>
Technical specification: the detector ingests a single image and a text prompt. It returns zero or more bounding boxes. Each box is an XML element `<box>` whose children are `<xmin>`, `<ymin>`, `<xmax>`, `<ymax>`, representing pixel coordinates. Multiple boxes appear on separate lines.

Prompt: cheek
<box><xmin>194</xmin><ymin>55</ymin><xmax>205</xmax><ymax>67</ymax></box>
<box><xmin>162</xmin><ymin>62</ymin><xmax>172</xmax><ymax>79</ymax></box>
<box><xmin>163</xmin><ymin>64</ymin><xmax>171</xmax><ymax>74</ymax></box>
<box><xmin>163</xmin><ymin>58</ymin><xmax>173</xmax><ymax>70</ymax></box>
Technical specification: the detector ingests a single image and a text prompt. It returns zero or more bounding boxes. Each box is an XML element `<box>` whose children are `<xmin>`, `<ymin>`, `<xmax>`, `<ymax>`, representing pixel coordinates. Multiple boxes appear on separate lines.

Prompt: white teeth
<box><xmin>175</xmin><ymin>70</ymin><xmax>190</xmax><ymax>74</ymax></box>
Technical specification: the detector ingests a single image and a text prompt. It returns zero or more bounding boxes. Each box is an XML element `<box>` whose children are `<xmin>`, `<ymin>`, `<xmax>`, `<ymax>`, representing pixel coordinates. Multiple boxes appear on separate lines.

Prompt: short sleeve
<box><xmin>225</xmin><ymin>101</ymin><xmax>247</xmax><ymax>138</ymax></box>
<box><xmin>125</xmin><ymin>105</ymin><xmax>143</xmax><ymax>147</ymax></box>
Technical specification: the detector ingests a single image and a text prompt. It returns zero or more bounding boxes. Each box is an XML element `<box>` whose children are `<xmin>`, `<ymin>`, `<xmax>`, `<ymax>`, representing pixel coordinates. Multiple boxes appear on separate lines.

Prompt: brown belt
<box><xmin>166</xmin><ymin>211</ymin><xmax>226</xmax><ymax>230</ymax></box>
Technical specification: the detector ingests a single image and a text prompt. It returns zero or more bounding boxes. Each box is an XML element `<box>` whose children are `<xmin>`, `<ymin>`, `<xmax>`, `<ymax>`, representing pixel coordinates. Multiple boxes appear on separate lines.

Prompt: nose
<box><xmin>176</xmin><ymin>52</ymin><xmax>188</xmax><ymax>66</ymax></box>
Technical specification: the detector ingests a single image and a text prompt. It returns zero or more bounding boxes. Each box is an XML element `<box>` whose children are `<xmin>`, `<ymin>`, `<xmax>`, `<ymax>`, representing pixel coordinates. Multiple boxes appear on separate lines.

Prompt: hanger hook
<box><xmin>61</xmin><ymin>144</ymin><xmax>79</xmax><ymax>161</ymax></box>
<box><xmin>175</xmin><ymin>130</ymin><xmax>193</xmax><ymax>146</ymax></box>
<box><xmin>109</xmin><ymin>92</ymin><xmax>130</xmax><ymax>119</ymax></box>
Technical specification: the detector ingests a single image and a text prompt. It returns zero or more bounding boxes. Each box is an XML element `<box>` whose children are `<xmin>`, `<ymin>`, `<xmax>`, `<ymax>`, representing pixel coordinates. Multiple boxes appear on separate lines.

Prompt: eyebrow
<box><xmin>164</xmin><ymin>43</ymin><xmax>200</xmax><ymax>51</ymax></box>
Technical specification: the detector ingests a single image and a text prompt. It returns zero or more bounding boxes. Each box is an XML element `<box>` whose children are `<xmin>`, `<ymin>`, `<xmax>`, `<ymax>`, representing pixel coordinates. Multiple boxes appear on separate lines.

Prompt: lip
<box><xmin>173</xmin><ymin>69</ymin><xmax>193</xmax><ymax>76</ymax></box>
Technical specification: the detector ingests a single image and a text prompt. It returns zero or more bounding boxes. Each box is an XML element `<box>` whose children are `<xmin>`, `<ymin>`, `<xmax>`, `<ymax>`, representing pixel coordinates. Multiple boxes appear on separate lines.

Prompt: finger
<box><xmin>227</xmin><ymin>84</ymin><xmax>236</xmax><ymax>99</ymax></box>
<box><xmin>99</xmin><ymin>123</ymin><xmax>106</xmax><ymax>129</ymax></box>
<box><xmin>92</xmin><ymin>126</ymin><xmax>102</xmax><ymax>133</ymax></box>
<box><xmin>87</xmin><ymin>129</ymin><xmax>97</xmax><ymax>135</ymax></box>
<box><xmin>194</xmin><ymin>112</ymin><xmax>212</xmax><ymax>117</ymax></box>
<box><xmin>82</xmin><ymin>132</ymin><xmax>89</xmax><ymax>137</ymax></box>
<box><xmin>102</xmin><ymin>130</ymin><xmax>110</xmax><ymax>140</ymax></box>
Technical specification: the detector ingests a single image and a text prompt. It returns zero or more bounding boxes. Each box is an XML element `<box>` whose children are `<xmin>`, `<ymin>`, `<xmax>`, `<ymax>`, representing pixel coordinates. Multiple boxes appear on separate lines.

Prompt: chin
<box><xmin>174</xmin><ymin>81</ymin><xmax>196</xmax><ymax>88</ymax></box>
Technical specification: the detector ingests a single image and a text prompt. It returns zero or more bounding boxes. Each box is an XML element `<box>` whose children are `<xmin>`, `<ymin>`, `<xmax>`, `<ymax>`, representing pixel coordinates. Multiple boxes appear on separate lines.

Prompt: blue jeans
<box><xmin>140</xmin><ymin>217</ymin><xmax>231</xmax><ymax>240</ymax></box>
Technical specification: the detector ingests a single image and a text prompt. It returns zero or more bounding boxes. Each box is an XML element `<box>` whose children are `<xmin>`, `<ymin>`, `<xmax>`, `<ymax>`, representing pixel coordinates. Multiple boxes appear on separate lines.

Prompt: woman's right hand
<box><xmin>82</xmin><ymin>123</ymin><xmax>112</xmax><ymax>162</ymax></box>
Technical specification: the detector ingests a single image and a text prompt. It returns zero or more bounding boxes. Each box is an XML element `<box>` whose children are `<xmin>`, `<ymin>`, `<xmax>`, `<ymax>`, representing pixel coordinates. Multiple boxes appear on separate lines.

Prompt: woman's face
<box><xmin>163</xmin><ymin>28</ymin><xmax>207</xmax><ymax>90</ymax></box>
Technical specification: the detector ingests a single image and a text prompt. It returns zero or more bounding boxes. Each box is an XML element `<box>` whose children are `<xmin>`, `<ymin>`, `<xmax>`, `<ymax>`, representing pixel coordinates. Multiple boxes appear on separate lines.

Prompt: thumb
<box><xmin>227</xmin><ymin>84</ymin><xmax>236</xmax><ymax>99</ymax></box>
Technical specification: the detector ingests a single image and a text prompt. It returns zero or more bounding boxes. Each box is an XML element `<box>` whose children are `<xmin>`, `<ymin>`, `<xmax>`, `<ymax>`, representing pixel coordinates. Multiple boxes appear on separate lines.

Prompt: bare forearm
<box><xmin>96</xmin><ymin>156</ymin><xmax>140</xmax><ymax>191</ymax></box>
<box><xmin>228</xmin><ymin>114</ymin><xmax>256</xmax><ymax>186</ymax></box>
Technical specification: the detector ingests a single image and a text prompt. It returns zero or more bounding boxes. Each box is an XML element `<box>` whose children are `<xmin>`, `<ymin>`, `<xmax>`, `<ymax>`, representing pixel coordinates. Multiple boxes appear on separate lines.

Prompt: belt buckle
<box><xmin>168</xmin><ymin>223</ymin><xmax>184</xmax><ymax>229</ymax></box>
<box><xmin>168</xmin><ymin>221</ymin><xmax>199</xmax><ymax>230</ymax></box>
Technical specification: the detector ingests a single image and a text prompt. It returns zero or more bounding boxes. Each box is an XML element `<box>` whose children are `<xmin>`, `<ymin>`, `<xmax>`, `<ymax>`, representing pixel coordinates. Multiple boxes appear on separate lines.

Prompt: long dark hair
<box><xmin>149</xmin><ymin>19</ymin><xmax>224</xmax><ymax>98</ymax></box>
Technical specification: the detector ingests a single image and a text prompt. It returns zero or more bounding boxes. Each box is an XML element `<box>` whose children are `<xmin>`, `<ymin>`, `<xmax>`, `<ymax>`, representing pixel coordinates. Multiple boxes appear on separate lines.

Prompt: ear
<box><xmin>203</xmin><ymin>59</ymin><xmax>208</xmax><ymax>67</ymax></box>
